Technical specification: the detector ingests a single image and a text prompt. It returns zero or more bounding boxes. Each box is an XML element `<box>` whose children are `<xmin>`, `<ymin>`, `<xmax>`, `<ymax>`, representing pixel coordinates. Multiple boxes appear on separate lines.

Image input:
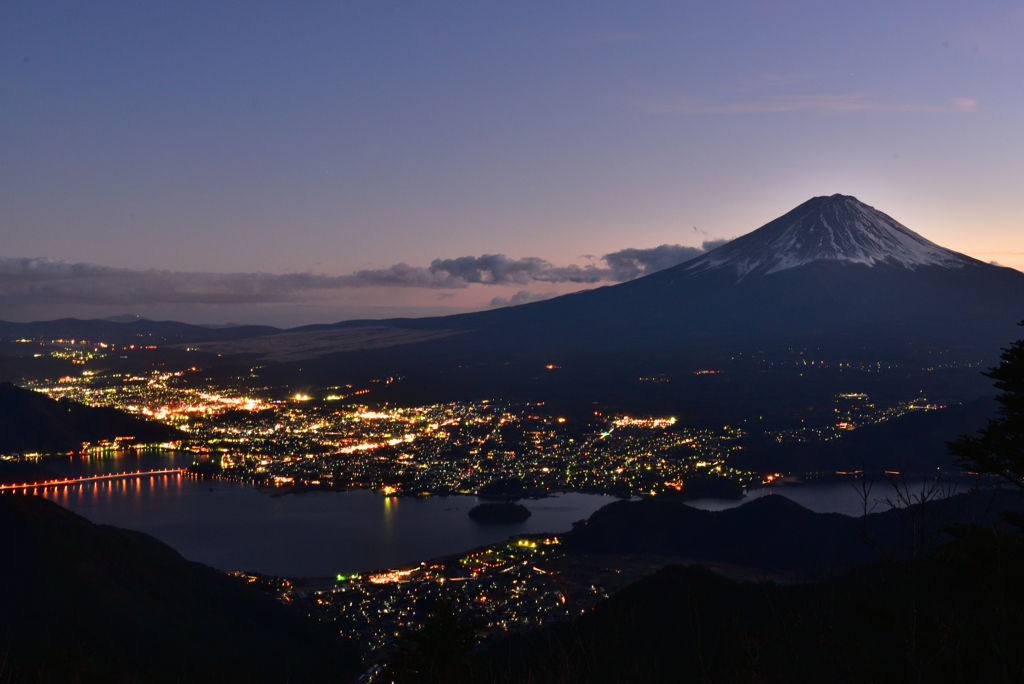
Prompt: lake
<box><xmin>36</xmin><ymin>451</ymin><xmax>616</xmax><ymax>576</ymax></box>
<box><xmin>28</xmin><ymin>450</ymin><xmax>955</xmax><ymax>576</ymax></box>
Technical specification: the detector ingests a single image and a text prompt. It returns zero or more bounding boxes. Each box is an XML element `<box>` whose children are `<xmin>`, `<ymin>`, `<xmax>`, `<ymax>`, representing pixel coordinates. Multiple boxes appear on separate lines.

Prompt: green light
<box><xmin>336</xmin><ymin>574</ymin><xmax>345</xmax><ymax>581</ymax></box>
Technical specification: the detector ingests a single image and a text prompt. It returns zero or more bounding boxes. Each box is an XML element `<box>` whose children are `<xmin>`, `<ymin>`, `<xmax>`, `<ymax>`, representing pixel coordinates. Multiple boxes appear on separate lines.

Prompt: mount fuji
<box><xmin>264</xmin><ymin>194</ymin><xmax>1024</xmax><ymax>414</ymax></box>
<box><xmin>684</xmin><ymin>194</ymin><xmax>971</xmax><ymax>278</ymax></box>
<box><xmin>399</xmin><ymin>193</ymin><xmax>1024</xmax><ymax>347</ymax></box>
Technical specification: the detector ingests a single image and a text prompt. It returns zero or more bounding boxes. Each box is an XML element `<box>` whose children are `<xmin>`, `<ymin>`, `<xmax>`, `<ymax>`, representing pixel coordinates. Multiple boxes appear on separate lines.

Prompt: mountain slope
<box><xmin>470</xmin><ymin>487</ymin><xmax>1024</xmax><ymax>682</ymax></box>
<box><xmin>474</xmin><ymin>529</ymin><xmax>1024</xmax><ymax>684</ymax></box>
<box><xmin>562</xmin><ymin>488</ymin><xmax>1023</xmax><ymax>574</ymax></box>
<box><xmin>234</xmin><ymin>195</ymin><xmax>1024</xmax><ymax>420</ymax></box>
<box><xmin>0</xmin><ymin>382</ymin><xmax>181</xmax><ymax>455</ymax></box>
<box><xmin>319</xmin><ymin>194</ymin><xmax>1023</xmax><ymax>351</ymax></box>
<box><xmin>505</xmin><ymin>194</ymin><xmax>1018</xmax><ymax>338</ymax></box>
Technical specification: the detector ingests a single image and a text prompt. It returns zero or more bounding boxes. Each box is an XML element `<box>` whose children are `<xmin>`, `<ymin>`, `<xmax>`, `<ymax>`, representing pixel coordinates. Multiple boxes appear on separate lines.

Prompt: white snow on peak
<box><xmin>685</xmin><ymin>195</ymin><xmax>970</xmax><ymax>279</ymax></box>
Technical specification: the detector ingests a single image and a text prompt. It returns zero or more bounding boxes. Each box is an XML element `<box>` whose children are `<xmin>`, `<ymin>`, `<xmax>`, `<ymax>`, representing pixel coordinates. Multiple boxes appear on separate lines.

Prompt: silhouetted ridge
<box><xmin>0</xmin><ymin>382</ymin><xmax>181</xmax><ymax>455</ymax></box>
<box><xmin>566</xmin><ymin>494</ymin><xmax>867</xmax><ymax>572</ymax></box>
<box><xmin>0</xmin><ymin>317</ymin><xmax>280</xmax><ymax>345</ymax></box>
<box><xmin>475</xmin><ymin>529</ymin><xmax>1024</xmax><ymax>683</ymax></box>
<box><xmin>564</xmin><ymin>489</ymin><xmax>1023</xmax><ymax>574</ymax></box>
<box><xmin>0</xmin><ymin>494</ymin><xmax>360</xmax><ymax>683</ymax></box>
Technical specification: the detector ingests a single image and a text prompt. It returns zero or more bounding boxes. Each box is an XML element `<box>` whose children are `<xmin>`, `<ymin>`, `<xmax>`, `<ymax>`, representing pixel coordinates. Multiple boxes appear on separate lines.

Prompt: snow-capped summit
<box><xmin>685</xmin><ymin>194</ymin><xmax>972</xmax><ymax>280</ymax></box>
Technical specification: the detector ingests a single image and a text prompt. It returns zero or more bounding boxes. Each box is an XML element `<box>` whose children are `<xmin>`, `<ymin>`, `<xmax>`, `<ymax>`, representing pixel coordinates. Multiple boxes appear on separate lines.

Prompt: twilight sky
<box><xmin>2</xmin><ymin>1</ymin><xmax>1023</xmax><ymax>327</ymax></box>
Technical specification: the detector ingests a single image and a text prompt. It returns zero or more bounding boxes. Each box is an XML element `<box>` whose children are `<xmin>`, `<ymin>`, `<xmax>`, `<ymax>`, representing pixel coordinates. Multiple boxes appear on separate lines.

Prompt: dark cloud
<box><xmin>429</xmin><ymin>254</ymin><xmax>552</xmax><ymax>285</ymax></box>
<box><xmin>429</xmin><ymin>240</ymin><xmax>730</xmax><ymax>287</ymax></box>
<box><xmin>0</xmin><ymin>240</ymin><xmax>728</xmax><ymax>308</ymax></box>
<box><xmin>702</xmin><ymin>238</ymin><xmax>730</xmax><ymax>252</ymax></box>
<box><xmin>426</xmin><ymin>255</ymin><xmax>612</xmax><ymax>285</ymax></box>
<box><xmin>602</xmin><ymin>244</ymin><xmax>702</xmax><ymax>280</ymax></box>
<box><xmin>599</xmin><ymin>240</ymin><xmax>728</xmax><ymax>280</ymax></box>
<box><xmin>349</xmin><ymin>263</ymin><xmax>465</xmax><ymax>289</ymax></box>
<box><xmin>489</xmin><ymin>291</ymin><xmax>560</xmax><ymax>307</ymax></box>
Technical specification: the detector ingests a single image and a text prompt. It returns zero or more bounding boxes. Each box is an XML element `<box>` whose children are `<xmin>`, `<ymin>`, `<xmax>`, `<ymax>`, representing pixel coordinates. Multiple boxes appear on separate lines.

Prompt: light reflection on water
<box><xmin>33</xmin><ymin>451</ymin><xmax>946</xmax><ymax>575</ymax></box>
<box><xmin>37</xmin><ymin>451</ymin><xmax>615</xmax><ymax>577</ymax></box>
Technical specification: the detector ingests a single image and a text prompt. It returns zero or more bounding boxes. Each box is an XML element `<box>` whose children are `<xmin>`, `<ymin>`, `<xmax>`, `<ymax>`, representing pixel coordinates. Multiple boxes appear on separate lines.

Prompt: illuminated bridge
<box><xmin>0</xmin><ymin>468</ymin><xmax>186</xmax><ymax>493</ymax></box>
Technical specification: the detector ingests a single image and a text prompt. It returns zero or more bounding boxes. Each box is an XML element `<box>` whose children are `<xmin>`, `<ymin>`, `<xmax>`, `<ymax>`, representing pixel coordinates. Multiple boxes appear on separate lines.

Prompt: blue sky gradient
<box><xmin>2</xmin><ymin>1</ymin><xmax>1022</xmax><ymax>325</ymax></box>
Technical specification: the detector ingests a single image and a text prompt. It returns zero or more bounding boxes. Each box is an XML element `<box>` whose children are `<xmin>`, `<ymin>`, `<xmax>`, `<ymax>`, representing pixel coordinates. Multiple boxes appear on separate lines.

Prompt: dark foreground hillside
<box><xmin>375</xmin><ymin>490</ymin><xmax>1024</xmax><ymax>683</ymax></box>
<box><xmin>0</xmin><ymin>382</ymin><xmax>181</xmax><ymax>454</ymax></box>
<box><xmin>474</xmin><ymin>526</ymin><xmax>1024</xmax><ymax>683</ymax></box>
<box><xmin>0</xmin><ymin>494</ymin><xmax>360</xmax><ymax>684</ymax></box>
<box><xmin>562</xmin><ymin>488</ymin><xmax>1023</xmax><ymax>575</ymax></box>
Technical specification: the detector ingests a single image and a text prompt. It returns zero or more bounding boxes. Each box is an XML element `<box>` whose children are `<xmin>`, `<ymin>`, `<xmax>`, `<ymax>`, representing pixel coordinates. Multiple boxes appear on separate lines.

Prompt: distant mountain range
<box><xmin>0</xmin><ymin>317</ymin><xmax>279</xmax><ymax>345</ymax></box>
<box><xmin>3</xmin><ymin>195</ymin><xmax>1022</xmax><ymax>419</ymax></box>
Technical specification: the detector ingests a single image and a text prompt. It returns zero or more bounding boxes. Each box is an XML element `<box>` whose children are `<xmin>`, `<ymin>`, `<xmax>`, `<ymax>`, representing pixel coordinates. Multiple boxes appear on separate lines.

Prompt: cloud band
<box><xmin>0</xmin><ymin>240</ymin><xmax>725</xmax><ymax>307</ymax></box>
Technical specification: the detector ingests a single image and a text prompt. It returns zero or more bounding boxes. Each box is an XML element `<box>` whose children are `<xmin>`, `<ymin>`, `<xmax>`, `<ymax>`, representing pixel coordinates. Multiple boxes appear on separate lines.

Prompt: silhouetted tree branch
<box><xmin>950</xmin><ymin>320</ymin><xmax>1024</xmax><ymax>529</ymax></box>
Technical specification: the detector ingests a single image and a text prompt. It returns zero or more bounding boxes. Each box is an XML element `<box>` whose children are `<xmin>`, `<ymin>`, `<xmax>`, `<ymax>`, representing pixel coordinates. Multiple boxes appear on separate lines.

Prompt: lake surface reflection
<box><xmin>35</xmin><ymin>451</ymin><xmax>952</xmax><ymax>576</ymax></box>
<box><xmin>39</xmin><ymin>451</ymin><xmax>615</xmax><ymax>576</ymax></box>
